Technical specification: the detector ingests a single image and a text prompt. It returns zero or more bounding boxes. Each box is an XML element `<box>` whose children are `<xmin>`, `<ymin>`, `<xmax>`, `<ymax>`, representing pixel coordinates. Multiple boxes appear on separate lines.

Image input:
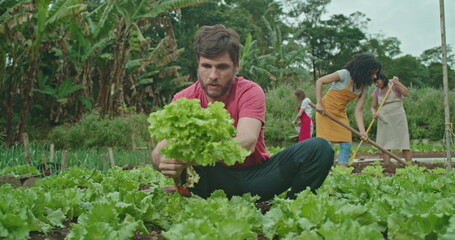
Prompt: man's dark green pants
<box><xmin>189</xmin><ymin>137</ymin><xmax>334</xmax><ymax>201</ymax></box>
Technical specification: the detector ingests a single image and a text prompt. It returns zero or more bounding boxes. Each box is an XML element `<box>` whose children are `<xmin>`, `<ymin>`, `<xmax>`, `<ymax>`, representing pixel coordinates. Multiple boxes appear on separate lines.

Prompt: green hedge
<box><xmin>48</xmin><ymin>112</ymin><xmax>150</xmax><ymax>149</ymax></box>
<box><xmin>344</xmin><ymin>87</ymin><xmax>455</xmax><ymax>142</ymax></box>
<box><xmin>48</xmin><ymin>86</ymin><xmax>454</xmax><ymax>149</ymax></box>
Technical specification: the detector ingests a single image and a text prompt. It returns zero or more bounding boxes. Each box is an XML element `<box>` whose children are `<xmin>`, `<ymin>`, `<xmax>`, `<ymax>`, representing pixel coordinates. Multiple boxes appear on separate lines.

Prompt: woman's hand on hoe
<box><xmin>315</xmin><ymin>102</ymin><xmax>325</xmax><ymax>113</ymax></box>
<box><xmin>372</xmin><ymin>112</ymin><xmax>379</xmax><ymax>119</ymax></box>
<box><xmin>389</xmin><ymin>76</ymin><xmax>400</xmax><ymax>84</ymax></box>
<box><xmin>359</xmin><ymin>130</ymin><xmax>369</xmax><ymax>142</ymax></box>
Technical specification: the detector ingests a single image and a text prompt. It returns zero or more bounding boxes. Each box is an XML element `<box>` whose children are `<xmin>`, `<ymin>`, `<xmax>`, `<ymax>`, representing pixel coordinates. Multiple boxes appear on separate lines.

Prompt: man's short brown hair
<box><xmin>193</xmin><ymin>24</ymin><xmax>240</xmax><ymax>66</ymax></box>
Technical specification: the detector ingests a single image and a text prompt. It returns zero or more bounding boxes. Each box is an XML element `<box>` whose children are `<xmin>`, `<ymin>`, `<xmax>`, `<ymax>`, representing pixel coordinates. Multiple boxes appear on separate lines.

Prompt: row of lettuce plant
<box><xmin>1</xmin><ymin>164</ymin><xmax>455</xmax><ymax>239</ymax></box>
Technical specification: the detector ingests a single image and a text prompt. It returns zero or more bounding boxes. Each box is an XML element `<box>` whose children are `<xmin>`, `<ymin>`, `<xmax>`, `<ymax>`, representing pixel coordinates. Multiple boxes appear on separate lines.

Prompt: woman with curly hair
<box><xmin>315</xmin><ymin>54</ymin><xmax>382</xmax><ymax>166</ymax></box>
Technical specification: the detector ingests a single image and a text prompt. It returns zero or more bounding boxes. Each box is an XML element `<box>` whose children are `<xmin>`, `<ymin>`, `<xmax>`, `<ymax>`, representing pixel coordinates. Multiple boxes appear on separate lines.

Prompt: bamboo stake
<box><xmin>349</xmin><ymin>82</ymin><xmax>395</xmax><ymax>164</ymax></box>
<box><xmin>439</xmin><ymin>0</ymin><xmax>452</xmax><ymax>172</ymax></box>
<box><xmin>310</xmin><ymin>102</ymin><xmax>408</xmax><ymax>166</ymax></box>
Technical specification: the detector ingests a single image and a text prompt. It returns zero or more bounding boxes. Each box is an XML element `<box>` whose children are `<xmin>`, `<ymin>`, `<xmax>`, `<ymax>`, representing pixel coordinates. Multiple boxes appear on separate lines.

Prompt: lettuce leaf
<box><xmin>148</xmin><ymin>98</ymin><xmax>250</xmax><ymax>166</ymax></box>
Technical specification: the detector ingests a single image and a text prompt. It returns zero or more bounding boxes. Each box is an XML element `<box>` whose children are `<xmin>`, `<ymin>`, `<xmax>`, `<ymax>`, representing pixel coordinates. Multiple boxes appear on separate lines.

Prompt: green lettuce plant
<box><xmin>148</xmin><ymin>97</ymin><xmax>250</xmax><ymax>166</ymax></box>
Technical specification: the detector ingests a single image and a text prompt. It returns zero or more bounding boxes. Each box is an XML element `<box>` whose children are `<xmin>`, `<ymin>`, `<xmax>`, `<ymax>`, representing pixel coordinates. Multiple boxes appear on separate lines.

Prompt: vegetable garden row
<box><xmin>1</xmin><ymin>164</ymin><xmax>455</xmax><ymax>239</ymax></box>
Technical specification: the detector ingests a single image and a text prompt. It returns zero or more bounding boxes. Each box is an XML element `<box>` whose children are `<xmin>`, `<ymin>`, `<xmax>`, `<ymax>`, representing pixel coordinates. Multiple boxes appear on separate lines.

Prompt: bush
<box><xmin>344</xmin><ymin>87</ymin><xmax>454</xmax><ymax>142</ymax></box>
<box><xmin>404</xmin><ymin>87</ymin><xmax>455</xmax><ymax>141</ymax></box>
<box><xmin>48</xmin><ymin>112</ymin><xmax>150</xmax><ymax>149</ymax></box>
<box><xmin>266</xmin><ymin>84</ymin><xmax>454</xmax><ymax>146</ymax></box>
<box><xmin>265</xmin><ymin>82</ymin><xmax>315</xmax><ymax>147</ymax></box>
<box><xmin>47</xmin><ymin>85</ymin><xmax>454</xmax><ymax>150</ymax></box>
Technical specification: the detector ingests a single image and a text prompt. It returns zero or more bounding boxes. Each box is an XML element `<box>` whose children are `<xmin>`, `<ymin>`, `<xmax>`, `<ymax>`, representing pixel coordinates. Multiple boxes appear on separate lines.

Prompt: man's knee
<box><xmin>312</xmin><ymin>137</ymin><xmax>334</xmax><ymax>165</ymax></box>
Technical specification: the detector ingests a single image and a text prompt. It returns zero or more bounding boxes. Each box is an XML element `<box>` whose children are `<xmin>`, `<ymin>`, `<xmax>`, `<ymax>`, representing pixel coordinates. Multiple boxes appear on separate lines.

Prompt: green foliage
<box><xmin>264</xmin><ymin>84</ymin><xmax>300</xmax><ymax>147</ymax></box>
<box><xmin>361</xmin><ymin>161</ymin><xmax>384</xmax><ymax>177</ymax></box>
<box><xmin>163</xmin><ymin>191</ymin><xmax>262</xmax><ymax>239</ymax></box>
<box><xmin>264</xmin><ymin>82</ymin><xmax>315</xmax><ymax>147</ymax></box>
<box><xmin>0</xmin><ymin>164</ymin><xmax>40</xmax><ymax>176</ymax></box>
<box><xmin>48</xmin><ymin>112</ymin><xmax>150</xmax><ymax>149</ymax></box>
<box><xmin>344</xmin><ymin>86</ymin><xmax>455</xmax><ymax>142</ymax></box>
<box><xmin>148</xmin><ymin>98</ymin><xmax>249</xmax><ymax>166</ymax></box>
<box><xmin>0</xmin><ymin>143</ymin><xmax>152</xmax><ymax>170</ymax></box>
<box><xmin>426</xmin><ymin>62</ymin><xmax>455</xmax><ymax>89</ymax></box>
<box><xmin>428</xmin><ymin>167</ymin><xmax>447</xmax><ymax>175</ymax></box>
<box><xmin>238</xmin><ymin>19</ymin><xmax>311</xmax><ymax>90</ymax></box>
<box><xmin>1</xmin><ymin>164</ymin><xmax>455</xmax><ymax>239</ymax></box>
<box><xmin>395</xmin><ymin>164</ymin><xmax>428</xmax><ymax>175</ymax></box>
<box><xmin>66</xmin><ymin>198</ymin><xmax>144</xmax><ymax>240</ymax></box>
<box><xmin>267</xmin><ymin>146</ymin><xmax>285</xmax><ymax>156</ymax></box>
<box><xmin>385</xmin><ymin>55</ymin><xmax>430</xmax><ymax>88</ymax></box>
<box><xmin>34</xmin><ymin>76</ymin><xmax>84</xmax><ymax>104</ymax></box>
<box><xmin>404</xmin><ymin>88</ymin><xmax>455</xmax><ymax>141</ymax></box>
<box><xmin>331</xmin><ymin>165</ymin><xmax>354</xmax><ymax>176</ymax></box>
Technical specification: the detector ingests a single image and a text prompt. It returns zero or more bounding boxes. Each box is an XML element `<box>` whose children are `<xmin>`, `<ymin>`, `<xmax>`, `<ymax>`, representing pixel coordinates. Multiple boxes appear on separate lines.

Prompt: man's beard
<box><xmin>198</xmin><ymin>75</ymin><xmax>234</xmax><ymax>99</ymax></box>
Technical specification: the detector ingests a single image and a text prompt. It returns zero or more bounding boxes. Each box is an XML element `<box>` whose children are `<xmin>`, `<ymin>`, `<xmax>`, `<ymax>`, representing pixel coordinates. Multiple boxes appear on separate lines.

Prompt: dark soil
<box><xmin>24</xmin><ymin>152</ymin><xmax>454</xmax><ymax>240</ymax></box>
<box><xmin>351</xmin><ymin>160</ymin><xmax>454</xmax><ymax>176</ymax></box>
<box><xmin>353</xmin><ymin>151</ymin><xmax>454</xmax><ymax>176</ymax></box>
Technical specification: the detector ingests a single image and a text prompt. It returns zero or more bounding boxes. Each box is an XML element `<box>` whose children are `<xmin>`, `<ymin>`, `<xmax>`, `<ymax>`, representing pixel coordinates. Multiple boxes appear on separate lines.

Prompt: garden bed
<box><xmin>22</xmin><ymin>155</ymin><xmax>454</xmax><ymax>240</ymax></box>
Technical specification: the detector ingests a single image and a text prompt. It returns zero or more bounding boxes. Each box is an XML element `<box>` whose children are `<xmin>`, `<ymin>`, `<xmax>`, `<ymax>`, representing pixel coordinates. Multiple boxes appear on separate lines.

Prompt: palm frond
<box><xmin>0</xmin><ymin>1</ymin><xmax>33</xmax><ymax>34</ymax></box>
<box><xmin>47</xmin><ymin>0</ymin><xmax>87</xmax><ymax>27</ymax></box>
<box><xmin>88</xmin><ymin>1</ymin><xmax>116</xmax><ymax>39</ymax></box>
<box><xmin>240</xmin><ymin>33</ymin><xmax>254</xmax><ymax>72</ymax></box>
<box><xmin>82</xmin><ymin>36</ymin><xmax>114</xmax><ymax>61</ymax></box>
<box><xmin>0</xmin><ymin>0</ymin><xmax>25</xmax><ymax>10</ymax></box>
<box><xmin>260</xmin><ymin>16</ymin><xmax>274</xmax><ymax>47</ymax></box>
<box><xmin>171</xmin><ymin>75</ymin><xmax>191</xmax><ymax>87</ymax></box>
<box><xmin>251</xmin><ymin>66</ymin><xmax>277</xmax><ymax>81</ymax></box>
<box><xmin>139</xmin><ymin>0</ymin><xmax>207</xmax><ymax>19</ymax></box>
<box><xmin>274</xmin><ymin>26</ymin><xmax>283</xmax><ymax>58</ymax></box>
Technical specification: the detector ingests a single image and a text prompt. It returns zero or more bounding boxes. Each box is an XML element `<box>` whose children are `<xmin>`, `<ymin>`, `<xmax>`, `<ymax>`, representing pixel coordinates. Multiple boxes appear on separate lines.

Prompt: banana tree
<box><xmin>79</xmin><ymin>0</ymin><xmax>207</xmax><ymax>117</ymax></box>
<box><xmin>12</xmin><ymin>0</ymin><xmax>86</xmax><ymax>142</ymax></box>
<box><xmin>34</xmin><ymin>75</ymin><xmax>84</xmax><ymax>123</ymax></box>
<box><xmin>239</xmin><ymin>17</ymin><xmax>310</xmax><ymax>90</ymax></box>
<box><xmin>1</xmin><ymin>0</ymin><xmax>35</xmax><ymax>145</ymax></box>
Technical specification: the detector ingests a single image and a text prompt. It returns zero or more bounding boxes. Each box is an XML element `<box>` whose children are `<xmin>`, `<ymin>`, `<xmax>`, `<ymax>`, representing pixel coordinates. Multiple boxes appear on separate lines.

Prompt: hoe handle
<box><xmin>310</xmin><ymin>102</ymin><xmax>408</xmax><ymax>166</ymax></box>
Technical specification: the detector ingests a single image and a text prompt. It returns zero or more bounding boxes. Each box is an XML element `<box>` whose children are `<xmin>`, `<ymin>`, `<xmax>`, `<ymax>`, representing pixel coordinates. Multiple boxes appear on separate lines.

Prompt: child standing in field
<box><xmin>293</xmin><ymin>89</ymin><xmax>313</xmax><ymax>142</ymax></box>
<box><xmin>315</xmin><ymin>54</ymin><xmax>381</xmax><ymax>166</ymax></box>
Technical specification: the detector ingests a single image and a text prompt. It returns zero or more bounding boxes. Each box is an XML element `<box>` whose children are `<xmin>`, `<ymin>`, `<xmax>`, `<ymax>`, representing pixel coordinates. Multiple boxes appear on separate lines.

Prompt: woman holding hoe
<box><xmin>315</xmin><ymin>54</ymin><xmax>382</xmax><ymax>166</ymax></box>
<box><xmin>371</xmin><ymin>72</ymin><xmax>412</xmax><ymax>163</ymax></box>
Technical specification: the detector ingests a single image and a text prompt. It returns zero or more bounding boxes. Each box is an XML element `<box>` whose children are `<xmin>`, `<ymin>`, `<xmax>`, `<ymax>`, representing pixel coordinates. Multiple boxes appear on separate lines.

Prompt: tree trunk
<box><xmin>17</xmin><ymin>55</ymin><xmax>37</xmax><ymax>143</ymax></box>
<box><xmin>6</xmin><ymin>78</ymin><xmax>15</xmax><ymax>145</ymax></box>
<box><xmin>106</xmin><ymin>20</ymin><xmax>129</xmax><ymax>118</ymax></box>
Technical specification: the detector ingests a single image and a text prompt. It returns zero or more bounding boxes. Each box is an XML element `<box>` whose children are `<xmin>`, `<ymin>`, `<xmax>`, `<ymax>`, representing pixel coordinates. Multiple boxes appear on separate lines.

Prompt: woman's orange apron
<box><xmin>316</xmin><ymin>80</ymin><xmax>360</xmax><ymax>142</ymax></box>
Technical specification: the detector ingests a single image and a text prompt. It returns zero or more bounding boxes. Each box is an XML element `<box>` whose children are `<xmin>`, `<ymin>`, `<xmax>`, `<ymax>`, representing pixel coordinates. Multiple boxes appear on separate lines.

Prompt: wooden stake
<box><xmin>101</xmin><ymin>153</ymin><xmax>108</xmax><ymax>170</ymax></box>
<box><xmin>131</xmin><ymin>133</ymin><xmax>137</xmax><ymax>151</ymax></box>
<box><xmin>42</xmin><ymin>154</ymin><xmax>48</xmax><ymax>170</ymax></box>
<box><xmin>23</xmin><ymin>133</ymin><xmax>32</xmax><ymax>165</ymax></box>
<box><xmin>50</xmin><ymin>143</ymin><xmax>55</xmax><ymax>162</ymax></box>
<box><xmin>108</xmin><ymin>148</ymin><xmax>115</xmax><ymax>167</ymax></box>
<box><xmin>61</xmin><ymin>150</ymin><xmax>68</xmax><ymax>169</ymax></box>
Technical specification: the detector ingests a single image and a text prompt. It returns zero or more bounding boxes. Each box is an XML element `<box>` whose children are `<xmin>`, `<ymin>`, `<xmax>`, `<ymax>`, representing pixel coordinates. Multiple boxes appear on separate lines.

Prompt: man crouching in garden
<box><xmin>152</xmin><ymin>24</ymin><xmax>333</xmax><ymax>201</ymax></box>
